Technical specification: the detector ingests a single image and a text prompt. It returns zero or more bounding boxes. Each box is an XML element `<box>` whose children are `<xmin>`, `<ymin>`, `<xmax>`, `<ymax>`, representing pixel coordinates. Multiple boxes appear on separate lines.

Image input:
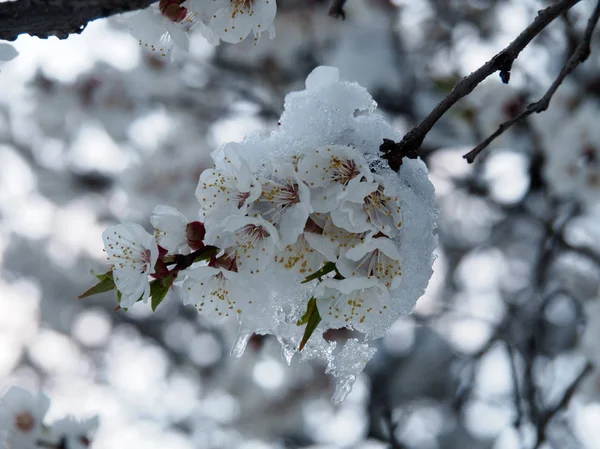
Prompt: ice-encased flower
<box><xmin>193</xmin><ymin>0</ymin><xmax>277</xmax><ymax>44</ymax></box>
<box><xmin>297</xmin><ymin>145</ymin><xmax>373</xmax><ymax>213</ymax></box>
<box><xmin>205</xmin><ymin>215</ymin><xmax>279</xmax><ymax>273</ymax></box>
<box><xmin>196</xmin><ymin>149</ymin><xmax>261</xmax><ymax>224</ymax></box>
<box><xmin>274</xmin><ymin>231</ymin><xmax>335</xmax><ymax>276</ymax></box>
<box><xmin>321</xmin><ymin>216</ymin><xmax>368</xmax><ymax>258</ymax></box>
<box><xmin>331</xmin><ymin>175</ymin><xmax>402</xmax><ymax>236</ymax></box>
<box><xmin>0</xmin><ymin>387</ymin><xmax>50</xmax><ymax>448</ymax></box>
<box><xmin>181</xmin><ymin>266</ymin><xmax>257</xmax><ymax>319</ymax></box>
<box><xmin>251</xmin><ymin>162</ymin><xmax>312</xmax><ymax>247</ymax></box>
<box><xmin>315</xmin><ymin>277</ymin><xmax>392</xmax><ymax>331</ymax></box>
<box><xmin>129</xmin><ymin>4</ymin><xmax>195</xmax><ymax>55</ymax></box>
<box><xmin>150</xmin><ymin>205</ymin><xmax>189</xmax><ymax>254</ymax></box>
<box><xmin>50</xmin><ymin>416</ymin><xmax>99</xmax><ymax>449</ymax></box>
<box><xmin>336</xmin><ymin>237</ymin><xmax>402</xmax><ymax>290</ymax></box>
<box><xmin>102</xmin><ymin>222</ymin><xmax>159</xmax><ymax>308</ymax></box>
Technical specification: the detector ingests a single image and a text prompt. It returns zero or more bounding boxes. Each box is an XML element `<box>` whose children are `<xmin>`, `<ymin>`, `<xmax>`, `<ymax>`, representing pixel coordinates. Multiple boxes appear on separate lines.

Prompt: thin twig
<box><xmin>381</xmin><ymin>0</ymin><xmax>581</xmax><ymax>171</ymax></box>
<box><xmin>381</xmin><ymin>408</ymin><xmax>407</xmax><ymax>449</ymax></box>
<box><xmin>505</xmin><ymin>340</ymin><xmax>524</xmax><ymax>428</ymax></box>
<box><xmin>464</xmin><ymin>0</ymin><xmax>600</xmax><ymax>163</ymax></box>
<box><xmin>534</xmin><ymin>362</ymin><xmax>593</xmax><ymax>448</ymax></box>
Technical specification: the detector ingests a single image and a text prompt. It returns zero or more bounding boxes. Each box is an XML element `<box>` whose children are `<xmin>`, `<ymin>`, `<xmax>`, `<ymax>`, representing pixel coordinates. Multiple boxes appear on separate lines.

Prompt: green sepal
<box><xmin>79</xmin><ymin>271</ymin><xmax>115</xmax><ymax>299</ymax></box>
<box><xmin>150</xmin><ymin>276</ymin><xmax>173</xmax><ymax>311</ymax></box>
<box><xmin>301</xmin><ymin>262</ymin><xmax>337</xmax><ymax>284</ymax></box>
<box><xmin>297</xmin><ymin>297</ymin><xmax>322</xmax><ymax>351</ymax></box>
<box><xmin>193</xmin><ymin>245</ymin><xmax>218</xmax><ymax>263</ymax></box>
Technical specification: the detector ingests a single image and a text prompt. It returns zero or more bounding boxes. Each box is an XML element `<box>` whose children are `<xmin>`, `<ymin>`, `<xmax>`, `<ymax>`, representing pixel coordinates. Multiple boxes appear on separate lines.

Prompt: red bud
<box><xmin>186</xmin><ymin>221</ymin><xmax>206</xmax><ymax>251</ymax></box>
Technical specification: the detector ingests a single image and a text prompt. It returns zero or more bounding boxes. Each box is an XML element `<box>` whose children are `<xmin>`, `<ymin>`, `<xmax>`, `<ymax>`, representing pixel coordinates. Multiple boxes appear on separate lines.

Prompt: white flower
<box><xmin>196</xmin><ymin>148</ymin><xmax>261</xmax><ymax>224</ymax></box>
<box><xmin>150</xmin><ymin>205</ymin><xmax>189</xmax><ymax>254</ymax></box>
<box><xmin>181</xmin><ymin>266</ymin><xmax>256</xmax><ymax>319</ymax></box>
<box><xmin>251</xmin><ymin>162</ymin><xmax>312</xmax><ymax>247</ymax></box>
<box><xmin>192</xmin><ymin>0</ymin><xmax>277</xmax><ymax>44</ymax></box>
<box><xmin>336</xmin><ymin>237</ymin><xmax>402</xmax><ymax>290</ymax></box>
<box><xmin>315</xmin><ymin>277</ymin><xmax>392</xmax><ymax>332</ymax></box>
<box><xmin>274</xmin><ymin>232</ymin><xmax>330</xmax><ymax>276</ymax></box>
<box><xmin>297</xmin><ymin>145</ymin><xmax>373</xmax><ymax>213</ymax></box>
<box><xmin>330</xmin><ymin>175</ymin><xmax>402</xmax><ymax>236</ymax></box>
<box><xmin>0</xmin><ymin>387</ymin><xmax>50</xmax><ymax>448</ymax></box>
<box><xmin>50</xmin><ymin>416</ymin><xmax>99</xmax><ymax>449</ymax></box>
<box><xmin>128</xmin><ymin>3</ymin><xmax>195</xmax><ymax>56</ymax></box>
<box><xmin>102</xmin><ymin>222</ymin><xmax>159</xmax><ymax>308</ymax></box>
<box><xmin>205</xmin><ymin>216</ymin><xmax>279</xmax><ymax>273</ymax></box>
<box><xmin>321</xmin><ymin>216</ymin><xmax>368</xmax><ymax>259</ymax></box>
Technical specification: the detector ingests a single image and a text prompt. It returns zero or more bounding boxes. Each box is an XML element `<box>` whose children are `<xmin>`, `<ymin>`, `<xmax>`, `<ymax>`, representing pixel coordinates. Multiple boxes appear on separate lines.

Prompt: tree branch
<box><xmin>534</xmin><ymin>362</ymin><xmax>593</xmax><ymax>449</ymax></box>
<box><xmin>464</xmin><ymin>0</ymin><xmax>600</xmax><ymax>163</ymax></box>
<box><xmin>0</xmin><ymin>0</ymin><xmax>155</xmax><ymax>41</ymax></box>
<box><xmin>328</xmin><ymin>0</ymin><xmax>347</xmax><ymax>20</ymax></box>
<box><xmin>381</xmin><ymin>0</ymin><xmax>581</xmax><ymax>171</ymax></box>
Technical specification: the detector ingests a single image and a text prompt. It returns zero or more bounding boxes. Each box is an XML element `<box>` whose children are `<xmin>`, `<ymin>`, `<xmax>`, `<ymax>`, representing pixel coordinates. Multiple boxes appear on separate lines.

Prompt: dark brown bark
<box><xmin>0</xmin><ymin>0</ymin><xmax>155</xmax><ymax>41</ymax></box>
<box><xmin>381</xmin><ymin>0</ymin><xmax>582</xmax><ymax>171</ymax></box>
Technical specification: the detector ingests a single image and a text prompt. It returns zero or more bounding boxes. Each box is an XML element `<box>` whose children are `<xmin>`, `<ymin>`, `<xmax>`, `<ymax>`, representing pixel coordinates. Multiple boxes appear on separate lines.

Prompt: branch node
<box><xmin>381</xmin><ymin>137</ymin><xmax>419</xmax><ymax>172</ymax></box>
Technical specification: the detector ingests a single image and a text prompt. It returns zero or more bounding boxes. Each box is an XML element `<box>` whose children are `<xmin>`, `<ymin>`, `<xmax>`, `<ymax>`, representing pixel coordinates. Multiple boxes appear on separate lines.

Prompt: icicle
<box><xmin>332</xmin><ymin>375</ymin><xmax>357</xmax><ymax>404</ymax></box>
<box><xmin>277</xmin><ymin>337</ymin><xmax>296</xmax><ymax>366</ymax></box>
<box><xmin>231</xmin><ymin>329</ymin><xmax>252</xmax><ymax>358</ymax></box>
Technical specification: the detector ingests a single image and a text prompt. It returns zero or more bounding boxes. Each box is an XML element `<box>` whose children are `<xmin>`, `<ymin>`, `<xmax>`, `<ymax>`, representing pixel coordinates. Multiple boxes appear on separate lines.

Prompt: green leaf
<box><xmin>298</xmin><ymin>297</ymin><xmax>322</xmax><ymax>351</ymax></box>
<box><xmin>150</xmin><ymin>277</ymin><xmax>172</xmax><ymax>312</ymax></box>
<box><xmin>79</xmin><ymin>271</ymin><xmax>115</xmax><ymax>299</ymax></box>
<box><xmin>301</xmin><ymin>262</ymin><xmax>337</xmax><ymax>284</ymax></box>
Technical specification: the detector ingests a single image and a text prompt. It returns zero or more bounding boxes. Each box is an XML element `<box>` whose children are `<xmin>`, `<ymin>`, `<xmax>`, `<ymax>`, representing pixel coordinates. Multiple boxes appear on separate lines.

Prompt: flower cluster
<box><xmin>0</xmin><ymin>386</ymin><xmax>98</xmax><ymax>449</ymax></box>
<box><xmin>188</xmin><ymin>140</ymin><xmax>406</xmax><ymax>334</ymax></box>
<box><xmin>87</xmin><ymin>66</ymin><xmax>437</xmax><ymax>401</ymax></box>
<box><xmin>128</xmin><ymin>0</ymin><xmax>277</xmax><ymax>56</ymax></box>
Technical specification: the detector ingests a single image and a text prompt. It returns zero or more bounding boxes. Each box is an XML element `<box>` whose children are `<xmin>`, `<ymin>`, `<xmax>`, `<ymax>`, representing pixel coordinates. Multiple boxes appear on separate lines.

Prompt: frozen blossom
<box><xmin>298</xmin><ymin>145</ymin><xmax>374</xmax><ymax>213</ymax></box>
<box><xmin>315</xmin><ymin>277</ymin><xmax>393</xmax><ymax>332</ymax></box>
<box><xmin>337</xmin><ymin>236</ymin><xmax>403</xmax><ymax>290</ymax></box>
<box><xmin>196</xmin><ymin>144</ymin><xmax>261</xmax><ymax>223</ymax></box>
<box><xmin>331</xmin><ymin>174</ymin><xmax>402</xmax><ymax>236</ymax></box>
<box><xmin>93</xmin><ymin>65</ymin><xmax>437</xmax><ymax>402</ymax></box>
<box><xmin>182</xmin><ymin>266</ymin><xmax>250</xmax><ymax>319</ymax></box>
<box><xmin>193</xmin><ymin>65</ymin><xmax>436</xmax><ymax>394</ymax></box>
<box><xmin>205</xmin><ymin>215</ymin><xmax>279</xmax><ymax>273</ymax></box>
<box><xmin>251</xmin><ymin>161</ymin><xmax>312</xmax><ymax>247</ymax></box>
<box><xmin>102</xmin><ymin>222</ymin><xmax>159</xmax><ymax>308</ymax></box>
<box><xmin>0</xmin><ymin>387</ymin><xmax>50</xmax><ymax>448</ymax></box>
<box><xmin>274</xmin><ymin>232</ymin><xmax>330</xmax><ymax>276</ymax></box>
